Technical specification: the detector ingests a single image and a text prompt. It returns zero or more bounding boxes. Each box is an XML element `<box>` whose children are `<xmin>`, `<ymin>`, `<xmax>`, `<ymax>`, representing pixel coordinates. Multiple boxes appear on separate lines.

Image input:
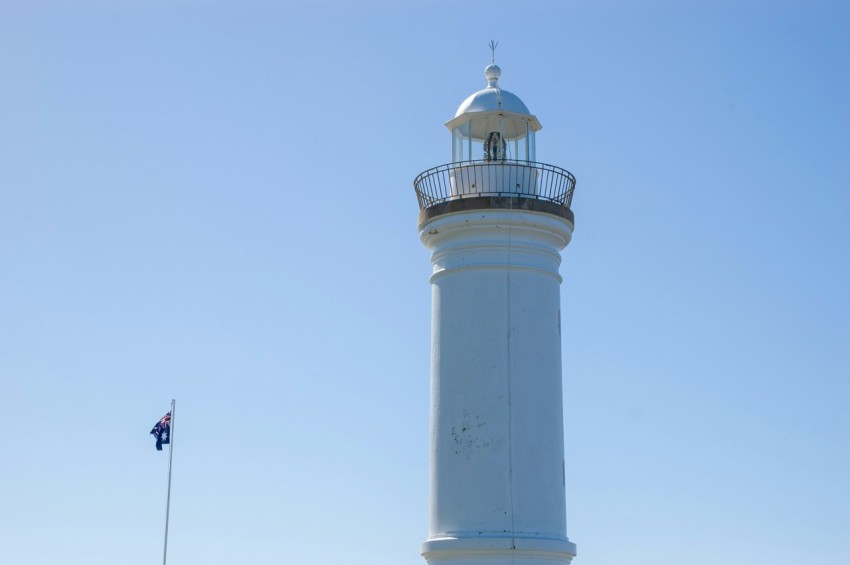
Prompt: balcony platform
<box><xmin>414</xmin><ymin>160</ymin><xmax>576</xmax><ymax>225</ymax></box>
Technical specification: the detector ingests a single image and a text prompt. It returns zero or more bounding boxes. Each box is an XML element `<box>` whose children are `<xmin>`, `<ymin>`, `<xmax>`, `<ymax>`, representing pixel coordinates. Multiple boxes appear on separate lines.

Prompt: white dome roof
<box><xmin>445</xmin><ymin>64</ymin><xmax>541</xmax><ymax>139</ymax></box>
<box><xmin>454</xmin><ymin>65</ymin><xmax>532</xmax><ymax>116</ymax></box>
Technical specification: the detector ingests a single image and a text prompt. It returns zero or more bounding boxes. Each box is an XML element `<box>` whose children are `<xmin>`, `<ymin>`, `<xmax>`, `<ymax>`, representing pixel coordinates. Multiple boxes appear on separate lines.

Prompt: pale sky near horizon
<box><xmin>1</xmin><ymin>1</ymin><xmax>848</xmax><ymax>564</ymax></box>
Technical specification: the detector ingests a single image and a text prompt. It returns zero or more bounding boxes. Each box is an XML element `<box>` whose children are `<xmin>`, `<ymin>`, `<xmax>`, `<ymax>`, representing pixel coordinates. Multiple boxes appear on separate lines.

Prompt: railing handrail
<box><xmin>413</xmin><ymin>160</ymin><xmax>576</xmax><ymax>211</ymax></box>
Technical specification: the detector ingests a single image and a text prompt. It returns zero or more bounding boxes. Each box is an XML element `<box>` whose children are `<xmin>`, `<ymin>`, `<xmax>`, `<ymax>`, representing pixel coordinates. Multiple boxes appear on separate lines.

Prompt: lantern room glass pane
<box><xmin>453</xmin><ymin>117</ymin><xmax>536</xmax><ymax>162</ymax></box>
<box><xmin>452</xmin><ymin>128</ymin><xmax>464</xmax><ymax>162</ymax></box>
<box><xmin>452</xmin><ymin>123</ymin><xmax>476</xmax><ymax>162</ymax></box>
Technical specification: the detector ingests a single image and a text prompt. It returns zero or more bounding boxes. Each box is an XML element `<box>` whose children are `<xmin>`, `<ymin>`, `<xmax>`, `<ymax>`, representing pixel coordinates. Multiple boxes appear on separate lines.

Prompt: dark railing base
<box><xmin>418</xmin><ymin>195</ymin><xmax>574</xmax><ymax>229</ymax></box>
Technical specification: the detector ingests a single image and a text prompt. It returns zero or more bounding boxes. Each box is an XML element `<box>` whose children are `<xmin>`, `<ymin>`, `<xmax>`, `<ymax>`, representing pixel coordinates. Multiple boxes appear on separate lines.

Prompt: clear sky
<box><xmin>1</xmin><ymin>1</ymin><xmax>848</xmax><ymax>564</ymax></box>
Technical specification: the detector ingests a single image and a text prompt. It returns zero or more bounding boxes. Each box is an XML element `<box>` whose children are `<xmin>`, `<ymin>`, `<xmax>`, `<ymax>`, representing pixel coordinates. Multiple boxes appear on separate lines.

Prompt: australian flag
<box><xmin>150</xmin><ymin>411</ymin><xmax>171</xmax><ymax>451</ymax></box>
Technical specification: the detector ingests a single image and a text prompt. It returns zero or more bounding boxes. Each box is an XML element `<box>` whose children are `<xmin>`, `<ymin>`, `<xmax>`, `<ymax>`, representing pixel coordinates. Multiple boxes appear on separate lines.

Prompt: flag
<box><xmin>150</xmin><ymin>411</ymin><xmax>171</xmax><ymax>451</ymax></box>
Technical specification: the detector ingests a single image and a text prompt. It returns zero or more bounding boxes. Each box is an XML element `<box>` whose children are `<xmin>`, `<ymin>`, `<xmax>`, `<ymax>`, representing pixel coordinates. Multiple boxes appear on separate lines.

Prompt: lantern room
<box><xmin>412</xmin><ymin>55</ymin><xmax>575</xmax><ymax>220</ymax></box>
<box><xmin>445</xmin><ymin>64</ymin><xmax>541</xmax><ymax>163</ymax></box>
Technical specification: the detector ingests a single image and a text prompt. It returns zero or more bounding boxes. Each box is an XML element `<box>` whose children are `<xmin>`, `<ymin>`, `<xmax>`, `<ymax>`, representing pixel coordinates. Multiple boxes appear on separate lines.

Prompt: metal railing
<box><xmin>413</xmin><ymin>160</ymin><xmax>576</xmax><ymax>211</ymax></box>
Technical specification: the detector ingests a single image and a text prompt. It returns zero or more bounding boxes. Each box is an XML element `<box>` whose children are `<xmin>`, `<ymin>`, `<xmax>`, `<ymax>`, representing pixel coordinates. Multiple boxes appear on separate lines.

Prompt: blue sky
<box><xmin>1</xmin><ymin>1</ymin><xmax>848</xmax><ymax>564</ymax></box>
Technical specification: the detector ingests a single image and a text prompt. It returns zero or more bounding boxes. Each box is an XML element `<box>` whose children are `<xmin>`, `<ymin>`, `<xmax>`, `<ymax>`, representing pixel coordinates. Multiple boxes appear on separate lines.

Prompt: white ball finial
<box><xmin>484</xmin><ymin>64</ymin><xmax>501</xmax><ymax>87</ymax></box>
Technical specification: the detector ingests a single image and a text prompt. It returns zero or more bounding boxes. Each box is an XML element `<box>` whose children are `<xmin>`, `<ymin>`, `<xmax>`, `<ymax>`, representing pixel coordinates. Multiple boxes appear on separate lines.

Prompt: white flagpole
<box><xmin>162</xmin><ymin>399</ymin><xmax>176</xmax><ymax>565</ymax></box>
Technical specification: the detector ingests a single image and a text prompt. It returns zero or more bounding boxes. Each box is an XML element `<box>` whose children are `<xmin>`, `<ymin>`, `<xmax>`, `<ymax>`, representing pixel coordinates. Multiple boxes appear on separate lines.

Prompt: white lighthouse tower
<box><xmin>413</xmin><ymin>52</ymin><xmax>578</xmax><ymax>565</ymax></box>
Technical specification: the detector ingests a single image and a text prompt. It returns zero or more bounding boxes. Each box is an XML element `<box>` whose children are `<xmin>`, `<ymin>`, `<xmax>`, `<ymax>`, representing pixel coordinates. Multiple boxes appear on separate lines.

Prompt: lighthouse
<box><xmin>413</xmin><ymin>53</ymin><xmax>578</xmax><ymax>565</ymax></box>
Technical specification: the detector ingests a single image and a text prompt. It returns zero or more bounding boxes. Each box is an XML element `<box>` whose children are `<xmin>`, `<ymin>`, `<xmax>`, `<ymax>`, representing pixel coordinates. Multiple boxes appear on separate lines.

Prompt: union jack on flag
<box><xmin>150</xmin><ymin>411</ymin><xmax>171</xmax><ymax>451</ymax></box>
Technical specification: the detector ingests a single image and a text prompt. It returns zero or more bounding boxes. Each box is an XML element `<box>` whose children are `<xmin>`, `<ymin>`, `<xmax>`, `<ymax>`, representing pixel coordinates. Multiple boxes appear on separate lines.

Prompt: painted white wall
<box><xmin>420</xmin><ymin>209</ymin><xmax>577</xmax><ymax>565</ymax></box>
<box><xmin>449</xmin><ymin>163</ymin><xmax>539</xmax><ymax>197</ymax></box>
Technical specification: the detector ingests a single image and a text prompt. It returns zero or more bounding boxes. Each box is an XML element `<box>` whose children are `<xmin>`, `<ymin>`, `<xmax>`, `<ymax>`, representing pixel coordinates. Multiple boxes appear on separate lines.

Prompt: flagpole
<box><xmin>162</xmin><ymin>398</ymin><xmax>175</xmax><ymax>565</ymax></box>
